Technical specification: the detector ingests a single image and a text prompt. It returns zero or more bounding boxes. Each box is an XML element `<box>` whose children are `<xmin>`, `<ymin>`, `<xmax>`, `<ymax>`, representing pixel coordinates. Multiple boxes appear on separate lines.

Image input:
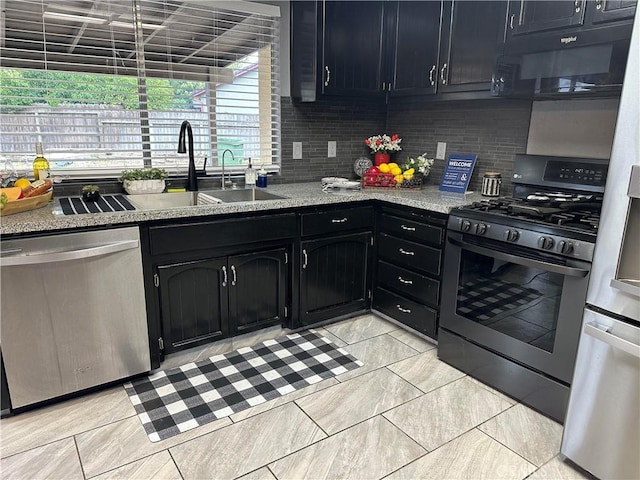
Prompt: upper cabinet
<box><xmin>321</xmin><ymin>1</ymin><xmax>386</xmax><ymax>96</ymax></box>
<box><xmin>509</xmin><ymin>0</ymin><xmax>587</xmax><ymax>35</ymax></box>
<box><xmin>506</xmin><ymin>0</ymin><xmax>637</xmax><ymax>35</ymax></box>
<box><xmin>291</xmin><ymin>1</ymin><xmax>389</xmax><ymax>101</ymax></box>
<box><xmin>291</xmin><ymin>1</ymin><xmax>509</xmax><ymax>101</ymax></box>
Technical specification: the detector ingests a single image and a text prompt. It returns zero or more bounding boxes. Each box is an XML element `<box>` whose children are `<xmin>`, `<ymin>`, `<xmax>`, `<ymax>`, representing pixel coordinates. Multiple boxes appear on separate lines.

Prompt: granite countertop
<box><xmin>0</xmin><ymin>183</ymin><xmax>484</xmax><ymax>236</ymax></box>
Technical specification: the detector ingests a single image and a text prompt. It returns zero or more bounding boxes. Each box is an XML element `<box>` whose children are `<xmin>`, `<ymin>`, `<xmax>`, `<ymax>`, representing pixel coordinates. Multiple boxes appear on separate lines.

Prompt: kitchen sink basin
<box><xmin>199</xmin><ymin>189</ymin><xmax>287</xmax><ymax>203</ymax></box>
<box><xmin>125</xmin><ymin>189</ymin><xmax>287</xmax><ymax>211</ymax></box>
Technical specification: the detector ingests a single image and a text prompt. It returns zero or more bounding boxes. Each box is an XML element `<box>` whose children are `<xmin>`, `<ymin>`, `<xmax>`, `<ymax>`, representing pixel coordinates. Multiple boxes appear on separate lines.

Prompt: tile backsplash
<box><xmin>279</xmin><ymin>96</ymin><xmax>532</xmax><ymax>194</ymax></box>
<box><xmin>386</xmin><ymin>98</ymin><xmax>532</xmax><ymax>194</ymax></box>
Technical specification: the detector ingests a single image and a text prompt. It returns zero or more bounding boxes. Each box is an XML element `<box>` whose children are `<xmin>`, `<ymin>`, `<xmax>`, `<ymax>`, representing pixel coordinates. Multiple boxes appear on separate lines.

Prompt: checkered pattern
<box><xmin>456</xmin><ymin>277</ymin><xmax>542</xmax><ymax>322</ymax></box>
<box><xmin>124</xmin><ymin>330</ymin><xmax>362</xmax><ymax>442</ymax></box>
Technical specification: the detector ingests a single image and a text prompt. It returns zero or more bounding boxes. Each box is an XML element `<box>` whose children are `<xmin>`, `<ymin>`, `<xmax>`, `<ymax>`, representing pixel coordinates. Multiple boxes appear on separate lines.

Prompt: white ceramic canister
<box><xmin>481</xmin><ymin>172</ymin><xmax>502</xmax><ymax>197</ymax></box>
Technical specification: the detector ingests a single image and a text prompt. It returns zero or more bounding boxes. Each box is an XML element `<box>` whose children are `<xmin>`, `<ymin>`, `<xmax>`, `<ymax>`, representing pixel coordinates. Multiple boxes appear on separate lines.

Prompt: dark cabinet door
<box><xmin>157</xmin><ymin>258</ymin><xmax>229</xmax><ymax>354</ymax></box>
<box><xmin>511</xmin><ymin>0</ymin><xmax>586</xmax><ymax>35</ymax></box>
<box><xmin>321</xmin><ymin>1</ymin><xmax>385</xmax><ymax>96</ymax></box>
<box><xmin>228</xmin><ymin>248</ymin><xmax>288</xmax><ymax>335</ymax></box>
<box><xmin>590</xmin><ymin>0</ymin><xmax>637</xmax><ymax>24</ymax></box>
<box><xmin>439</xmin><ymin>0</ymin><xmax>508</xmax><ymax>93</ymax></box>
<box><xmin>391</xmin><ymin>0</ymin><xmax>443</xmax><ymax>95</ymax></box>
<box><xmin>300</xmin><ymin>232</ymin><xmax>371</xmax><ymax>326</ymax></box>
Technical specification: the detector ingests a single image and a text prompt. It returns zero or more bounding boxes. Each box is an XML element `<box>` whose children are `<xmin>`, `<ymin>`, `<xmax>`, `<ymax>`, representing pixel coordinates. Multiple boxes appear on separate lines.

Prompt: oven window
<box><xmin>456</xmin><ymin>249</ymin><xmax>562</xmax><ymax>352</ymax></box>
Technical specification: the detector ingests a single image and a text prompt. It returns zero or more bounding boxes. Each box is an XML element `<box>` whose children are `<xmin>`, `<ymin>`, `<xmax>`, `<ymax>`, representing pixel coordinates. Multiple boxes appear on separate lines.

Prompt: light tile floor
<box><xmin>0</xmin><ymin>314</ymin><xmax>594</xmax><ymax>480</ymax></box>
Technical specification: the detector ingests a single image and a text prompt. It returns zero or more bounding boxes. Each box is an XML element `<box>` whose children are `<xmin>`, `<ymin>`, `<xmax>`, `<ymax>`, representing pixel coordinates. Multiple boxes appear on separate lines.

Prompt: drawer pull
<box><xmin>400</xmin><ymin>225</ymin><xmax>416</xmax><ymax>231</ymax></box>
<box><xmin>399</xmin><ymin>248</ymin><xmax>415</xmax><ymax>256</ymax></box>
<box><xmin>398</xmin><ymin>276</ymin><xmax>413</xmax><ymax>285</ymax></box>
<box><xmin>331</xmin><ymin>218</ymin><xmax>348</xmax><ymax>223</ymax></box>
<box><xmin>396</xmin><ymin>305</ymin><xmax>412</xmax><ymax>314</ymax></box>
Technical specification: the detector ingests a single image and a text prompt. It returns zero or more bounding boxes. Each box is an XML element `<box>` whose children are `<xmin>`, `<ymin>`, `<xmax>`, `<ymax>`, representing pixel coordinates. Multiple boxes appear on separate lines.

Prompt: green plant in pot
<box><xmin>118</xmin><ymin>168</ymin><xmax>168</xmax><ymax>195</ymax></box>
<box><xmin>81</xmin><ymin>184</ymin><xmax>101</xmax><ymax>202</ymax></box>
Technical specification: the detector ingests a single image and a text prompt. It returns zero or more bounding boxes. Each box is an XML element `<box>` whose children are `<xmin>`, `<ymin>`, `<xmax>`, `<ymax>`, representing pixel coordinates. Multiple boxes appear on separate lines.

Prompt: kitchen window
<box><xmin>0</xmin><ymin>0</ymin><xmax>281</xmax><ymax>178</ymax></box>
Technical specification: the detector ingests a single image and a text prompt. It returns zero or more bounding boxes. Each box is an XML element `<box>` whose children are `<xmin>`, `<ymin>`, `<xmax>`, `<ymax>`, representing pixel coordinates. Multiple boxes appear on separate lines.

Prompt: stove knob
<box><xmin>559</xmin><ymin>240</ymin><xmax>574</xmax><ymax>254</ymax></box>
<box><xmin>504</xmin><ymin>229</ymin><xmax>520</xmax><ymax>242</ymax></box>
<box><xmin>537</xmin><ymin>236</ymin><xmax>555</xmax><ymax>250</ymax></box>
<box><xmin>476</xmin><ymin>223</ymin><xmax>488</xmax><ymax>235</ymax></box>
<box><xmin>461</xmin><ymin>220</ymin><xmax>472</xmax><ymax>232</ymax></box>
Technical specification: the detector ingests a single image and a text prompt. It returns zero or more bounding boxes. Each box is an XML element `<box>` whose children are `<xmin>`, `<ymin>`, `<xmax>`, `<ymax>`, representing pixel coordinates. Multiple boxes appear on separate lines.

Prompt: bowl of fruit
<box><xmin>0</xmin><ymin>178</ymin><xmax>54</xmax><ymax>216</ymax></box>
<box><xmin>362</xmin><ymin>162</ymin><xmax>423</xmax><ymax>189</ymax></box>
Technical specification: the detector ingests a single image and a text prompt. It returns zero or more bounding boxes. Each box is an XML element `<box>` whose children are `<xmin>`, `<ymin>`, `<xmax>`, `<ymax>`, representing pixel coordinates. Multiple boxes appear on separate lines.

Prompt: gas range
<box><xmin>448</xmin><ymin>155</ymin><xmax>608</xmax><ymax>262</ymax></box>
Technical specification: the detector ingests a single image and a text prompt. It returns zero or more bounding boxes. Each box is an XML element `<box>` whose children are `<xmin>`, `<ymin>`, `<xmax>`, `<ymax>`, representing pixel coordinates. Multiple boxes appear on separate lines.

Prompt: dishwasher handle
<box><xmin>584</xmin><ymin>322</ymin><xmax>640</xmax><ymax>358</ymax></box>
<box><xmin>0</xmin><ymin>240</ymin><xmax>140</xmax><ymax>266</ymax></box>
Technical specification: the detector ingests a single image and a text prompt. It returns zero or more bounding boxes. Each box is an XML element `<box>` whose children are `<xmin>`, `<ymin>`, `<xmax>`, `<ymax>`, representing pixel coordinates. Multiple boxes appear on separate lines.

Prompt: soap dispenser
<box><xmin>257</xmin><ymin>165</ymin><xmax>268</xmax><ymax>188</ymax></box>
<box><xmin>244</xmin><ymin>158</ymin><xmax>256</xmax><ymax>187</ymax></box>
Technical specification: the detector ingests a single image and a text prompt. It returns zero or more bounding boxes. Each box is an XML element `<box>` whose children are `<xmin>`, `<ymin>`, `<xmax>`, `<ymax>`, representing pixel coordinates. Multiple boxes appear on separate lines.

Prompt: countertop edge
<box><xmin>0</xmin><ymin>183</ymin><xmax>483</xmax><ymax>236</ymax></box>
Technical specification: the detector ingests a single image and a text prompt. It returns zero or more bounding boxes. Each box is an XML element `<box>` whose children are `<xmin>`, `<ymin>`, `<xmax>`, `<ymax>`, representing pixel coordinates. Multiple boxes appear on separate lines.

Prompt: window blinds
<box><xmin>0</xmin><ymin>0</ymin><xmax>280</xmax><ymax>176</ymax></box>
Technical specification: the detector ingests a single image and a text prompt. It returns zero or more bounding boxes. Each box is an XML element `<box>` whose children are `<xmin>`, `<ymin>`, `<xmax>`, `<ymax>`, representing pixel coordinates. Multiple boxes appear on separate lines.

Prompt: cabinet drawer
<box><xmin>378</xmin><ymin>233</ymin><xmax>442</xmax><ymax>276</ymax></box>
<box><xmin>379</xmin><ymin>213</ymin><xmax>444</xmax><ymax>246</ymax></box>
<box><xmin>150</xmin><ymin>213</ymin><xmax>297</xmax><ymax>256</ymax></box>
<box><xmin>377</xmin><ymin>260</ymin><xmax>439</xmax><ymax>307</ymax></box>
<box><xmin>301</xmin><ymin>206</ymin><xmax>374</xmax><ymax>237</ymax></box>
<box><xmin>373</xmin><ymin>287</ymin><xmax>437</xmax><ymax>339</ymax></box>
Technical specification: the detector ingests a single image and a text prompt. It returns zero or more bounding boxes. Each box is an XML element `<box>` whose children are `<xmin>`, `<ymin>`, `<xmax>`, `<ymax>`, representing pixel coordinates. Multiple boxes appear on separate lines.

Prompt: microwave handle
<box><xmin>448</xmin><ymin>237</ymin><xmax>589</xmax><ymax>278</ymax></box>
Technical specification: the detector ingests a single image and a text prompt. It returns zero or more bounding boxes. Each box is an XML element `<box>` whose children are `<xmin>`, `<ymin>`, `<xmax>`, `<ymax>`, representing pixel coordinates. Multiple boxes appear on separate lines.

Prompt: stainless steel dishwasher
<box><xmin>0</xmin><ymin>226</ymin><xmax>150</xmax><ymax>409</ymax></box>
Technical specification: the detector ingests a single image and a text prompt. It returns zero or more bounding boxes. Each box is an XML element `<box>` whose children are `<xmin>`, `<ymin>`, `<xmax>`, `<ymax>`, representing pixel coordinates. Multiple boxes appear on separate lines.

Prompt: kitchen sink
<box><xmin>126</xmin><ymin>189</ymin><xmax>287</xmax><ymax>211</ymax></box>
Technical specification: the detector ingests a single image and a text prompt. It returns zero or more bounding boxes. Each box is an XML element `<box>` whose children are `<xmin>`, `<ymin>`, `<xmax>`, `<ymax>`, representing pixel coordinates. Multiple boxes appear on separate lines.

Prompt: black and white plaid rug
<box><xmin>124</xmin><ymin>330</ymin><xmax>362</xmax><ymax>442</ymax></box>
<box><xmin>456</xmin><ymin>277</ymin><xmax>542</xmax><ymax>322</ymax></box>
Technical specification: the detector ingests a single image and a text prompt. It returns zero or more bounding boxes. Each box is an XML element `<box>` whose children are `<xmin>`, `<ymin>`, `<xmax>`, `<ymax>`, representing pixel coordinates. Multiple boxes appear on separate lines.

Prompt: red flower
<box><xmin>364</xmin><ymin>139</ymin><xmax>370</xmax><ymax>145</ymax></box>
<box><xmin>376</xmin><ymin>139</ymin><xmax>382</xmax><ymax>146</ymax></box>
<box><xmin>391</xmin><ymin>134</ymin><xmax>399</xmax><ymax>141</ymax></box>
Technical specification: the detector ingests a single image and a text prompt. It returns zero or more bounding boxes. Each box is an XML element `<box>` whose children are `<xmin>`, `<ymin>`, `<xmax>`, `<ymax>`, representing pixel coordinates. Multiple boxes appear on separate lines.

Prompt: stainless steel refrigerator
<box><xmin>561</xmin><ymin>13</ymin><xmax>640</xmax><ymax>480</ymax></box>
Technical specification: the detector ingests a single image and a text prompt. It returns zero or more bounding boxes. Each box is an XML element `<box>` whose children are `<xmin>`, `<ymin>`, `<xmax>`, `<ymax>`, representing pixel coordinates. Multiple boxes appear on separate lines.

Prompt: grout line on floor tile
<box><xmin>167</xmin><ymin>449</ymin><xmax>185</xmax><ymax>480</ymax></box>
<box><xmin>266</xmin><ymin>464</ymin><xmax>279</xmax><ymax>480</ymax></box>
<box><xmin>293</xmin><ymin>399</ymin><xmax>330</xmax><ymax>438</ymax></box>
<box><xmin>72</xmin><ymin>436</ymin><xmax>88</xmax><ymax>480</ymax></box>
<box><xmin>0</xmin><ymin>432</ymin><xmax>80</xmax><ymax>462</ymax></box>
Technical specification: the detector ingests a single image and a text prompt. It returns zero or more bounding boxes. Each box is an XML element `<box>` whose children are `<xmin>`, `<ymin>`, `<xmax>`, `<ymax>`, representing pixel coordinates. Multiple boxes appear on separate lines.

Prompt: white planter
<box><xmin>123</xmin><ymin>179</ymin><xmax>166</xmax><ymax>195</ymax></box>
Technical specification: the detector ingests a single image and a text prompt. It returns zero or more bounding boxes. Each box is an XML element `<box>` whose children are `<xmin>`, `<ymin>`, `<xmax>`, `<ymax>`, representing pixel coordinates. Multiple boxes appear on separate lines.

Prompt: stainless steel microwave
<box><xmin>492</xmin><ymin>22</ymin><xmax>633</xmax><ymax>98</ymax></box>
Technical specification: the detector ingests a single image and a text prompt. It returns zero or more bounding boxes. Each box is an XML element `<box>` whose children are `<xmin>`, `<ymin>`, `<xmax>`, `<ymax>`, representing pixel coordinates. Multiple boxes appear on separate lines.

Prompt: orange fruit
<box><xmin>14</xmin><ymin>178</ymin><xmax>31</xmax><ymax>189</ymax></box>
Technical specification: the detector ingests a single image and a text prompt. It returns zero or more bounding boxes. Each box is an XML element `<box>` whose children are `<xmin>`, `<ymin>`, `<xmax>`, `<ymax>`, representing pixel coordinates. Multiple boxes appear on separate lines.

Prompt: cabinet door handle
<box><xmin>509</xmin><ymin>14</ymin><xmax>515</xmax><ymax>29</ymax></box>
<box><xmin>222</xmin><ymin>265</ymin><xmax>227</xmax><ymax>287</ymax></box>
<box><xmin>302</xmin><ymin>249</ymin><xmax>308</xmax><ymax>269</ymax></box>
<box><xmin>398</xmin><ymin>276</ymin><xmax>413</xmax><ymax>285</ymax></box>
<box><xmin>575</xmin><ymin>0</ymin><xmax>582</xmax><ymax>13</ymax></box>
<box><xmin>231</xmin><ymin>265</ymin><xmax>237</xmax><ymax>286</ymax></box>
<box><xmin>440</xmin><ymin>63</ymin><xmax>448</xmax><ymax>85</ymax></box>
<box><xmin>324</xmin><ymin>66</ymin><xmax>331</xmax><ymax>87</ymax></box>
<box><xmin>595</xmin><ymin>0</ymin><xmax>603</xmax><ymax>9</ymax></box>
<box><xmin>396</xmin><ymin>305</ymin><xmax>412</xmax><ymax>314</ymax></box>
<box><xmin>400</xmin><ymin>224</ymin><xmax>416</xmax><ymax>232</ymax></box>
<box><xmin>428</xmin><ymin>65</ymin><xmax>436</xmax><ymax>86</ymax></box>
<box><xmin>399</xmin><ymin>248</ymin><xmax>415</xmax><ymax>256</ymax></box>
<box><xmin>382</xmin><ymin>81</ymin><xmax>386</xmax><ymax>91</ymax></box>
<box><xmin>331</xmin><ymin>217</ymin><xmax>348</xmax><ymax>223</ymax></box>
<box><xmin>388</xmin><ymin>82</ymin><xmax>392</xmax><ymax>91</ymax></box>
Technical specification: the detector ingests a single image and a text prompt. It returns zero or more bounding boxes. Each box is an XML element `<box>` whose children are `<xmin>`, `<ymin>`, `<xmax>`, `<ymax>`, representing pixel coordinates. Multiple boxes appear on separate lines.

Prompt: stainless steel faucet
<box><xmin>221</xmin><ymin>149</ymin><xmax>235</xmax><ymax>190</ymax></box>
<box><xmin>178</xmin><ymin>120</ymin><xmax>198</xmax><ymax>191</ymax></box>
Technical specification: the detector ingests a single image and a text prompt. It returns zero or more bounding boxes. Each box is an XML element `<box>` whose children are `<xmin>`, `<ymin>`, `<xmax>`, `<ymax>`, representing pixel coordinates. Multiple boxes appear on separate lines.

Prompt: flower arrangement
<box><xmin>364</xmin><ymin>134</ymin><xmax>402</xmax><ymax>154</ymax></box>
<box><xmin>402</xmin><ymin>153</ymin><xmax>435</xmax><ymax>176</ymax></box>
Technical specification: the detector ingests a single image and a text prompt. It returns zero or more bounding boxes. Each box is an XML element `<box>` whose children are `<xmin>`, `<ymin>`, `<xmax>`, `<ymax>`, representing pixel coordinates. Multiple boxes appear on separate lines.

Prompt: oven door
<box><xmin>440</xmin><ymin>231</ymin><xmax>591</xmax><ymax>383</ymax></box>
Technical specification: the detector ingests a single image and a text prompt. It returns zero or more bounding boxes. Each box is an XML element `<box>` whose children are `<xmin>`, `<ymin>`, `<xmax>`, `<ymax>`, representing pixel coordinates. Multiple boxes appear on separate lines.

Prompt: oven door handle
<box><xmin>448</xmin><ymin>237</ymin><xmax>589</xmax><ymax>278</ymax></box>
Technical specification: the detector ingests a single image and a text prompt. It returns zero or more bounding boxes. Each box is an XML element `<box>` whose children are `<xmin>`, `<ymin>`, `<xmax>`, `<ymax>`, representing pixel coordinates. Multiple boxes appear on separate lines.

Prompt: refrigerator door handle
<box><xmin>584</xmin><ymin>322</ymin><xmax>640</xmax><ymax>358</ymax></box>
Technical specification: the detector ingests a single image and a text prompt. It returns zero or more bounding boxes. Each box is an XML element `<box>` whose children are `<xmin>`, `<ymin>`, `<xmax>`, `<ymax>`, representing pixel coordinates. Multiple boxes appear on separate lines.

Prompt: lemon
<box><xmin>388</xmin><ymin>163</ymin><xmax>398</xmax><ymax>169</ymax></box>
<box><xmin>391</xmin><ymin>166</ymin><xmax>402</xmax><ymax>176</ymax></box>
<box><xmin>14</xmin><ymin>178</ymin><xmax>31</xmax><ymax>189</ymax></box>
<box><xmin>405</xmin><ymin>168</ymin><xmax>415</xmax><ymax>175</ymax></box>
<box><xmin>394</xmin><ymin>174</ymin><xmax>405</xmax><ymax>184</ymax></box>
<box><xmin>378</xmin><ymin>163</ymin><xmax>390</xmax><ymax>173</ymax></box>
<box><xmin>403</xmin><ymin>172</ymin><xmax>414</xmax><ymax>180</ymax></box>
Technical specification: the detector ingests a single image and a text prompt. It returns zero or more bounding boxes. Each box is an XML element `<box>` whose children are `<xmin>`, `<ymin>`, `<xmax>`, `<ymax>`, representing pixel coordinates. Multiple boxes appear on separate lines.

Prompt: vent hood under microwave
<box><xmin>493</xmin><ymin>22</ymin><xmax>634</xmax><ymax>99</ymax></box>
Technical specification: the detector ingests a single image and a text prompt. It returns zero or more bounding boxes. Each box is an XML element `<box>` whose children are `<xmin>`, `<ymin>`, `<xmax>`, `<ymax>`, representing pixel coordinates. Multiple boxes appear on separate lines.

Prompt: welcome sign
<box><xmin>439</xmin><ymin>153</ymin><xmax>478</xmax><ymax>193</ymax></box>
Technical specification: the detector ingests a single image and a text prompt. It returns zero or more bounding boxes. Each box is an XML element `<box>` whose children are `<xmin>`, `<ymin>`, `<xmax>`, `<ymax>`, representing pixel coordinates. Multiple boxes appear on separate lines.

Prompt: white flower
<box><xmin>403</xmin><ymin>153</ymin><xmax>434</xmax><ymax>175</ymax></box>
<box><xmin>365</xmin><ymin>133</ymin><xmax>402</xmax><ymax>153</ymax></box>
